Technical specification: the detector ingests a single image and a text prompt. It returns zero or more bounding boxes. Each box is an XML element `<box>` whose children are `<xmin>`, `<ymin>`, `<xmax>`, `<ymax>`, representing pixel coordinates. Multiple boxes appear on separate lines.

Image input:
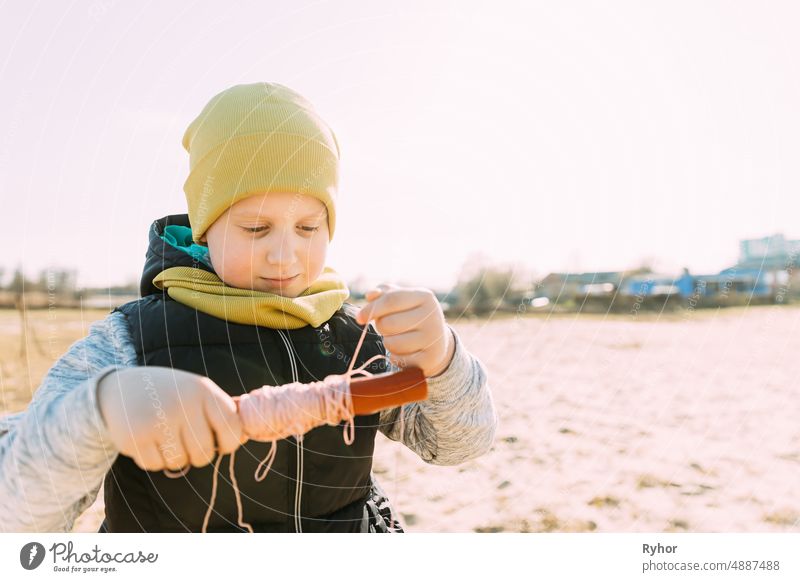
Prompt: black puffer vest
<box><xmin>99</xmin><ymin>214</ymin><xmax>402</xmax><ymax>533</ymax></box>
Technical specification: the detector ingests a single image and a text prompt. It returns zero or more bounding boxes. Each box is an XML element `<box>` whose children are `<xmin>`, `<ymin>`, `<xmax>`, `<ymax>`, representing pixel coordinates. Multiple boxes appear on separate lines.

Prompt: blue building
<box><xmin>620</xmin><ymin>268</ymin><xmax>777</xmax><ymax>300</ymax></box>
<box><xmin>620</xmin><ymin>274</ymin><xmax>685</xmax><ymax>298</ymax></box>
<box><xmin>739</xmin><ymin>234</ymin><xmax>800</xmax><ymax>270</ymax></box>
<box><xmin>619</xmin><ymin>234</ymin><xmax>797</xmax><ymax>301</ymax></box>
<box><xmin>538</xmin><ymin>234</ymin><xmax>797</xmax><ymax>304</ymax></box>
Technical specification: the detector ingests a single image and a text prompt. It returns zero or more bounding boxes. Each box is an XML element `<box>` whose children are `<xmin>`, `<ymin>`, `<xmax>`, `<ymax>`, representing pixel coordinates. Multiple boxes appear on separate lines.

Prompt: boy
<box><xmin>0</xmin><ymin>82</ymin><xmax>497</xmax><ymax>532</ymax></box>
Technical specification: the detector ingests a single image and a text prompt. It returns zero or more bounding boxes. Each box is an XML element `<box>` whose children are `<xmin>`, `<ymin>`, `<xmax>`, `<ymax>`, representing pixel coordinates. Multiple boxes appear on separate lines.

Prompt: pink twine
<box><xmin>164</xmin><ymin>317</ymin><xmax>402</xmax><ymax>533</ymax></box>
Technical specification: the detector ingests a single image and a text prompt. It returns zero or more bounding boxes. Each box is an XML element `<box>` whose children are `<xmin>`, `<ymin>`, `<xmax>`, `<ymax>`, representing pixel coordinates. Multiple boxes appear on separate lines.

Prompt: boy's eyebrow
<box><xmin>232</xmin><ymin>211</ymin><xmax>326</xmax><ymax>220</ymax></box>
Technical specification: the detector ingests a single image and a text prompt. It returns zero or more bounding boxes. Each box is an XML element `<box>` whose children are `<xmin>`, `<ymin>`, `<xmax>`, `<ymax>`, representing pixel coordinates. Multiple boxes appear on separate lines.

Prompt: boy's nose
<box><xmin>265</xmin><ymin>234</ymin><xmax>298</xmax><ymax>265</ymax></box>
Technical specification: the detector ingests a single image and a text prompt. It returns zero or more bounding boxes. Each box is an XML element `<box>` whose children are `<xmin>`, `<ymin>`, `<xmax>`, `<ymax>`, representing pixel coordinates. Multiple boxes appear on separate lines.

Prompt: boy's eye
<box><xmin>242</xmin><ymin>226</ymin><xmax>320</xmax><ymax>233</ymax></box>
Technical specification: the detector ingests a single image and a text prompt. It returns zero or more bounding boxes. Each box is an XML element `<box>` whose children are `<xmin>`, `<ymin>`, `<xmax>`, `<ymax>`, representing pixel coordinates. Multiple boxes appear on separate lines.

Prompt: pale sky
<box><xmin>1</xmin><ymin>0</ymin><xmax>798</xmax><ymax>292</ymax></box>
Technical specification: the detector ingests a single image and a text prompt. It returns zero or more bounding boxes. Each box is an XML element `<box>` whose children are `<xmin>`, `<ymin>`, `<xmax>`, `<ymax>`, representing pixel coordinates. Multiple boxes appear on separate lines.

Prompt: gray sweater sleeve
<box><xmin>378</xmin><ymin>325</ymin><xmax>498</xmax><ymax>465</ymax></box>
<box><xmin>0</xmin><ymin>311</ymin><xmax>136</xmax><ymax>533</ymax></box>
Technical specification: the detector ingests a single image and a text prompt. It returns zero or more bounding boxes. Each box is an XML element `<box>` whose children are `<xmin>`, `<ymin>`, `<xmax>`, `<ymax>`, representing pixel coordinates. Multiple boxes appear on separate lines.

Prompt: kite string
<box><xmin>173</xmin><ymin>316</ymin><xmax>400</xmax><ymax>532</ymax></box>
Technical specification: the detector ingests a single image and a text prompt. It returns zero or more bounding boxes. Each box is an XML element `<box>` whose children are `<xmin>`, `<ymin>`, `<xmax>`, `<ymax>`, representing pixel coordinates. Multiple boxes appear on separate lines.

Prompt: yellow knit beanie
<box><xmin>182</xmin><ymin>82</ymin><xmax>340</xmax><ymax>243</ymax></box>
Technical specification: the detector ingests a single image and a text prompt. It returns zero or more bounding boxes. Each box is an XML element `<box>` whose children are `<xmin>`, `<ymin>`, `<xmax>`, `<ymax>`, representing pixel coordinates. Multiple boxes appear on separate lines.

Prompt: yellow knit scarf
<box><xmin>152</xmin><ymin>266</ymin><xmax>350</xmax><ymax>329</ymax></box>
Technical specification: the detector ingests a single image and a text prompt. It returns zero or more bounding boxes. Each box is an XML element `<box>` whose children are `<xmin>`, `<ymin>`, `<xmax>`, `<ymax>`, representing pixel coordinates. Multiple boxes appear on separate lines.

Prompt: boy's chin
<box><xmin>258</xmin><ymin>279</ymin><xmax>302</xmax><ymax>297</ymax></box>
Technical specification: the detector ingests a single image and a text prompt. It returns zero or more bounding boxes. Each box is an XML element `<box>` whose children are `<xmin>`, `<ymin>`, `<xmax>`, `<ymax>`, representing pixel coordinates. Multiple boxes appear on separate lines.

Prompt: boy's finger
<box><xmin>356</xmin><ymin>300</ymin><xmax>378</xmax><ymax>325</ymax></box>
<box><xmin>364</xmin><ymin>287</ymin><xmax>385</xmax><ymax>300</ymax></box>
<box><xmin>359</xmin><ymin>290</ymin><xmax>426</xmax><ymax>326</ymax></box>
<box><xmin>181</xmin><ymin>409</ymin><xmax>217</xmax><ymax>468</ymax></box>
<box><xmin>157</xmin><ymin>431</ymin><xmax>190</xmax><ymax>471</ymax></box>
<box><xmin>357</xmin><ymin>284</ymin><xmax>395</xmax><ymax>324</ymax></box>
<box><xmin>204</xmin><ymin>393</ymin><xmax>246</xmax><ymax>454</ymax></box>
<box><xmin>231</xmin><ymin>396</ymin><xmax>249</xmax><ymax>444</ymax></box>
<box><xmin>134</xmin><ymin>440</ymin><xmax>167</xmax><ymax>472</ymax></box>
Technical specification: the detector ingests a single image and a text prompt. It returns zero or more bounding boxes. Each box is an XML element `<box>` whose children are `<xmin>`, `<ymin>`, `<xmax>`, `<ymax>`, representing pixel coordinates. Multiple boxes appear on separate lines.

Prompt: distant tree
<box><xmin>32</xmin><ymin>267</ymin><xmax>79</xmax><ymax>297</ymax></box>
<box><xmin>453</xmin><ymin>266</ymin><xmax>515</xmax><ymax>316</ymax></box>
<box><xmin>54</xmin><ymin>269</ymin><xmax>79</xmax><ymax>297</ymax></box>
<box><xmin>7</xmin><ymin>266</ymin><xmax>30</xmax><ymax>294</ymax></box>
<box><xmin>631</xmin><ymin>256</ymin><xmax>656</xmax><ymax>276</ymax></box>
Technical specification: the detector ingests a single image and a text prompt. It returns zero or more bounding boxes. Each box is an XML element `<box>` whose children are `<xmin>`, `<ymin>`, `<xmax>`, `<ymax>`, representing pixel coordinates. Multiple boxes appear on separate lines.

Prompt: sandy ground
<box><xmin>2</xmin><ymin>305</ymin><xmax>799</xmax><ymax>532</ymax></box>
<box><xmin>373</xmin><ymin>306</ymin><xmax>800</xmax><ymax>532</ymax></box>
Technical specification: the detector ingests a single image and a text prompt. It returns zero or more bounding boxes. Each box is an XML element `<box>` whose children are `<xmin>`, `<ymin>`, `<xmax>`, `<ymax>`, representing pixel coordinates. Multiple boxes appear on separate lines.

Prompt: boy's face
<box><xmin>199</xmin><ymin>192</ymin><xmax>329</xmax><ymax>298</ymax></box>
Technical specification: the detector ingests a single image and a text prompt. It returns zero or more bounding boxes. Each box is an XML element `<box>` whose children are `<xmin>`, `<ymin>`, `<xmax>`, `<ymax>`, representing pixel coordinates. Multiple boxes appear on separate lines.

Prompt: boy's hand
<box><xmin>97</xmin><ymin>367</ymin><xmax>247</xmax><ymax>472</ymax></box>
<box><xmin>355</xmin><ymin>283</ymin><xmax>455</xmax><ymax>378</ymax></box>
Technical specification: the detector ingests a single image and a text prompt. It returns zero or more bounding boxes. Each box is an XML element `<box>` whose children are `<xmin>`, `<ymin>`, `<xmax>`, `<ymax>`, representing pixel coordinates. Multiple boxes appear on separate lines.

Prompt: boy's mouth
<box><xmin>262</xmin><ymin>275</ymin><xmax>299</xmax><ymax>285</ymax></box>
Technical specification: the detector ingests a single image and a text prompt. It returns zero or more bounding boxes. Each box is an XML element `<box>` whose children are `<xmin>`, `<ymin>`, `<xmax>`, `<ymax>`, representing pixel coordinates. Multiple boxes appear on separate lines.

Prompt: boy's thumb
<box><xmin>366</xmin><ymin>283</ymin><xmax>394</xmax><ymax>299</ymax></box>
<box><xmin>365</xmin><ymin>288</ymin><xmax>383</xmax><ymax>300</ymax></box>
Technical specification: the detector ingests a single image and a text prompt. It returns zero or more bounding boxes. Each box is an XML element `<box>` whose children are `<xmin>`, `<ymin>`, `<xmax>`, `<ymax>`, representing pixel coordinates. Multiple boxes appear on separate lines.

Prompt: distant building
<box><xmin>725</xmin><ymin>233</ymin><xmax>798</xmax><ymax>298</ymax></box>
<box><xmin>525</xmin><ymin>234</ymin><xmax>800</xmax><ymax>303</ymax></box>
<box><xmin>620</xmin><ymin>273</ymin><xmax>685</xmax><ymax>298</ymax></box>
<box><xmin>619</xmin><ymin>234</ymin><xmax>798</xmax><ymax>301</ymax></box>
<box><xmin>538</xmin><ymin>234</ymin><xmax>798</xmax><ymax>304</ymax></box>
<box><xmin>539</xmin><ymin>271</ymin><xmax>624</xmax><ymax>301</ymax></box>
<box><xmin>739</xmin><ymin>234</ymin><xmax>800</xmax><ymax>270</ymax></box>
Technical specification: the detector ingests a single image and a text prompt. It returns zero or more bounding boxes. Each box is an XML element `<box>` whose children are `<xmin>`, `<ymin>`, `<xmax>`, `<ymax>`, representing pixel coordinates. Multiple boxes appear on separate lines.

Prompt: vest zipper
<box><xmin>276</xmin><ymin>329</ymin><xmax>303</xmax><ymax>533</ymax></box>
